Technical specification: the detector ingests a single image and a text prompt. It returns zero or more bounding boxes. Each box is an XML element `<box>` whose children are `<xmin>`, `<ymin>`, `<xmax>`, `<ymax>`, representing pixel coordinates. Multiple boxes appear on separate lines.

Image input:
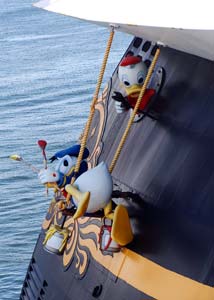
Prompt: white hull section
<box><xmin>34</xmin><ymin>0</ymin><xmax>214</xmax><ymax>61</ymax></box>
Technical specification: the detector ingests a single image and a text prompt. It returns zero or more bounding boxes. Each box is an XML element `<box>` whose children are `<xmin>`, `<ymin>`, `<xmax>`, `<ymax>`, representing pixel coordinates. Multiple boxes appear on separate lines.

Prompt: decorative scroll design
<box><xmin>42</xmin><ymin>199</ymin><xmax>65</xmax><ymax>230</ymax></box>
<box><xmin>87</xmin><ymin>82</ymin><xmax>111</xmax><ymax>169</ymax></box>
<box><xmin>42</xmin><ymin>79</ymin><xmax>112</xmax><ymax>275</ymax></box>
<box><xmin>42</xmin><ymin>199</ymin><xmax>56</xmax><ymax>230</ymax></box>
<box><xmin>43</xmin><ymin>204</ymin><xmax>102</xmax><ymax>277</ymax></box>
<box><xmin>43</xmin><ymin>80</ymin><xmax>110</xmax><ymax>229</ymax></box>
<box><xmin>63</xmin><ymin>217</ymin><xmax>102</xmax><ymax>277</ymax></box>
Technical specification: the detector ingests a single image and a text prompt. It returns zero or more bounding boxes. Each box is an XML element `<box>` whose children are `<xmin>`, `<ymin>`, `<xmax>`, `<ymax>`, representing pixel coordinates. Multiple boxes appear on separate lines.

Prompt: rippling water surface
<box><xmin>0</xmin><ymin>1</ymin><xmax>130</xmax><ymax>298</ymax></box>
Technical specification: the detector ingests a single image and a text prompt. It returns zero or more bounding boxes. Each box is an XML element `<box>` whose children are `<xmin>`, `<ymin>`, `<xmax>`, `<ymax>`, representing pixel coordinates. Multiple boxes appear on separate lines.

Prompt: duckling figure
<box><xmin>65</xmin><ymin>162</ymin><xmax>133</xmax><ymax>250</ymax></box>
<box><xmin>112</xmin><ymin>55</ymin><xmax>156</xmax><ymax>119</ymax></box>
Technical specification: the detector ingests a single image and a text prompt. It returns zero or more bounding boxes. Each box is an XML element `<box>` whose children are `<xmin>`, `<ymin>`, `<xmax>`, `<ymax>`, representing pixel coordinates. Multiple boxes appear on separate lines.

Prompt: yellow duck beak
<box><xmin>125</xmin><ymin>84</ymin><xmax>142</xmax><ymax>96</ymax></box>
<box><xmin>111</xmin><ymin>205</ymin><xmax>133</xmax><ymax>246</ymax></box>
<box><xmin>65</xmin><ymin>184</ymin><xmax>90</xmax><ymax>219</ymax></box>
<box><xmin>104</xmin><ymin>202</ymin><xmax>133</xmax><ymax>246</ymax></box>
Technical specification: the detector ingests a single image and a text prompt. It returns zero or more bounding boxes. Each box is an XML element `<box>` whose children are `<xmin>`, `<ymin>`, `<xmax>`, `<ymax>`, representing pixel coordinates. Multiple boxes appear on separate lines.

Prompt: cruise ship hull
<box><xmin>21</xmin><ymin>36</ymin><xmax>214</xmax><ymax>299</ymax></box>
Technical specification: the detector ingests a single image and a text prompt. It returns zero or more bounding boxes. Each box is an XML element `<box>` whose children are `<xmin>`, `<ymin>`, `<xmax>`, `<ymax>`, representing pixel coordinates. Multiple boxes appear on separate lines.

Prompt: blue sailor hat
<box><xmin>49</xmin><ymin>144</ymin><xmax>89</xmax><ymax>163</ymax></box>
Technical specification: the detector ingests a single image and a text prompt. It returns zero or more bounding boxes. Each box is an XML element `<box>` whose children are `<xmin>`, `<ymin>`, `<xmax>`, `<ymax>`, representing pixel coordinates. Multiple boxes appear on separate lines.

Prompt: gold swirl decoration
<box><xmin>63</xmin><ymin>217</ymin><xmax>102</xmax><ymax>277</ymax></box>
<box><xmin>62</xmin><ymin>216</ymin><xmax>128</xmax><ymax>279</ymax></box>
<box><xmin>42</xmin><ymin>199</ymin><xmax>56</xmax><ymax>230</ymax></box>
<box><xmin>43</xmin><ymin>82</ymin><xmax>109</xmax><ymax>229</ymax></box>
<box><xmin>87</xmin><ymin>82</ymin><xmax>110</xmax><ymax>169</ymax></box>
<box><xmin>42</xmin><ymin>79</ymin><xmax>111</xmax><ymax>276</ymax></box>
<box><xmin>42</xmin><ymin>200</ymin><xmax>65</xmax><ymax>230</ymax></box>
<box><xmin>43</xmin><ymin>207</ymin><xmax>103</xmax><ymax>277</ymax></box>
<box><xmin>61</xmin><ymin>83</ymin><xmax>111</xmax><ymax>275</ymax></box>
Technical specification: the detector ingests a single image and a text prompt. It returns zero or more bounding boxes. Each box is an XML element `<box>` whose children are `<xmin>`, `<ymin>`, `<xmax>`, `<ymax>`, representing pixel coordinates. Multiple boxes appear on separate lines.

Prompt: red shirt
<box><xmin>127</xmin><ymin>88</ymin><xmax>155</xmax><ymax>111</ymax></box>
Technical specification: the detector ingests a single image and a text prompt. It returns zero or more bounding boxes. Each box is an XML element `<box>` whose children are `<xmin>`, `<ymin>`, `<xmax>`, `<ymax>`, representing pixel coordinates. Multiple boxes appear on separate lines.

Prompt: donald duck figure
<box><xmin>38</xmin><ymin>144</ymin><xmax>89</xmax><ymax>191</ymax></box>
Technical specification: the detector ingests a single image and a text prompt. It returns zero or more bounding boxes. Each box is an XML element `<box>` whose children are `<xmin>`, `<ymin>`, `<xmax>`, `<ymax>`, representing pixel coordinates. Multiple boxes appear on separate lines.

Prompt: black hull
<box><xmin>21</xmin><ymin>232</ymin><xmax>153</xmax><ymax>300</ymax></box>
<box><xmin>21</xmin><ymin>37</ymin><xmax>214</xmax><ymax>299</ymax></box>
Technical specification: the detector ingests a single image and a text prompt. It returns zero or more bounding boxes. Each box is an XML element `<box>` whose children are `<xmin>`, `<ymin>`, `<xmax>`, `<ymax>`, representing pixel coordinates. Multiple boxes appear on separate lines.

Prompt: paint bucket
<box><xmin>99</xmin><ymin>218</ymin><xmax>121</xmax><ymax>253</ymax></box>
<box><xmin>43</xmin><ymin>225</ymin><xmax>69</xmax><ymax>255</ymax></box>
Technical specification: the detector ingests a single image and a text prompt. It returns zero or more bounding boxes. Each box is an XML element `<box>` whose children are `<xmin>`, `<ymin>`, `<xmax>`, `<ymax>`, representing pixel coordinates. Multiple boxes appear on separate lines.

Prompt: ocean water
<box><xmin>0</xmin><ymin>1</ymin><xmax>131</xmax><ymax>299</ymax></box>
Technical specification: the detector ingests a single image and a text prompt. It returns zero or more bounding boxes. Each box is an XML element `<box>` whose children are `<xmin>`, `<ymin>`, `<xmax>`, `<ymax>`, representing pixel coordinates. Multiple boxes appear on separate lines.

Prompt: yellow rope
<box><xmin>109</xmin><ymin>48</ymin><xmax>161</xmax><ymax>174</ymax></box>
<box><xmin>65</xmin><ymin>27</ymin><xmax>115</xmax><ymax>205</ymax></box>
<box><xmin>72</xmin><ymin>27</ymin><xmax>115</xmax><ymax>182</ymax></box>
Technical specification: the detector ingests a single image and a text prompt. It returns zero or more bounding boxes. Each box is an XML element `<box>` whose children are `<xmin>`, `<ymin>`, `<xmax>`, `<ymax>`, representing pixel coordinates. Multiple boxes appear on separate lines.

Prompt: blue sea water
<box><xmin>0</xmin><ymin>1</ymin><xmax>131</xmax><ymax>299</ymax></box>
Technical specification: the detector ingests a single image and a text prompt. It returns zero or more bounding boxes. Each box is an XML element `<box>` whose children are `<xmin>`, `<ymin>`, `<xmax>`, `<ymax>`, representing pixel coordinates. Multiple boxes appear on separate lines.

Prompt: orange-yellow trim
<box><xmin>84</xmin><ymin>222</ymin><xmax>214</xmax><ymax>300</ymax></box>
<box><xmin>118</xmin><ymin>249</ymin><xmax>214</xmax><ymax>300</ymax></box>
<box><xmin>50</xmin><ymin>213</ymin><xmax>214</xmax><ymax>299</ymax></box>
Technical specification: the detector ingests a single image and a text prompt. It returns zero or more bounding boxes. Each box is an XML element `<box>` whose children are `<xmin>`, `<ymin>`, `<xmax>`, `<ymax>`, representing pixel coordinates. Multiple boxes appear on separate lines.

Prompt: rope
<box><xmin>109</xmin><ymin>48</ymin><xmax>161</xmax><ymax>174</ymax></box>
<box><xmin>65</xmin><ymin>27</ymin><xmax>115</xmax><ymax>205</ymax></box>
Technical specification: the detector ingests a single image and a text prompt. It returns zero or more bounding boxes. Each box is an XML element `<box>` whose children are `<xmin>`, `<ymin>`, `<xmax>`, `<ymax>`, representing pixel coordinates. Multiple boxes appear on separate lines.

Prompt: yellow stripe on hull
<box><xmin>70</xmin><ymin>218</ymin><xmax>214</xmax><ymax>300</ymax></box>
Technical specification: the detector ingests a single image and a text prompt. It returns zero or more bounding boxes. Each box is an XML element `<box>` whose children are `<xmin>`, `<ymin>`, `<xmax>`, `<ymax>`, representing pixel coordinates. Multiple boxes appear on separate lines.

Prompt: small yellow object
<box><xmin>111</xmin><ymin>205</ymin><xmax>133</xmax><ymax>246</ymax></box>
<box><xmin>104</xmin><ymin>200</ymin><xmax>112</xmax><ymax>217</ymax></box>
<box><xmin>65</xmin><ymin>184</ymin><xmax>90</xmax><ymax>219</ymax></box>
<box><xmin>10</xmin><ymin>154</ymin><xmax>22</xmax><ymax>161</ymax></box>
<box><xmin>46</xmin><ymin>182</ymin><xmax>57</xmax><ymax>189</ymax></box>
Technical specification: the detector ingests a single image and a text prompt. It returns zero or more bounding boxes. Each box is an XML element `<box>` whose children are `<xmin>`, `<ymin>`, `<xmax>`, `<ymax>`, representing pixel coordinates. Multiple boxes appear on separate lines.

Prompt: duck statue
<box><xmin>113</xmin><ymin>55</ymin><xmax>163</xmax><ymax>121</ymax></box>
<box><xmin>38</xmin><ymin>144</ymin><xmax>89</xmax><ymax>194</ymax></box>
<box><xmin>65</xmin><ymin>162</ymin><xmax>133</xmax><ymax>251</ymax></box>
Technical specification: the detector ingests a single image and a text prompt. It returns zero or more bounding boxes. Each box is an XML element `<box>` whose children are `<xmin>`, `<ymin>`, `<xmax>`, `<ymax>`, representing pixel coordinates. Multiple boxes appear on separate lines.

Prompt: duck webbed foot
<box><xmin>65</xmin><ymin>184</ymin><xmax>90</xmax><ymax>219</ymax></box>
